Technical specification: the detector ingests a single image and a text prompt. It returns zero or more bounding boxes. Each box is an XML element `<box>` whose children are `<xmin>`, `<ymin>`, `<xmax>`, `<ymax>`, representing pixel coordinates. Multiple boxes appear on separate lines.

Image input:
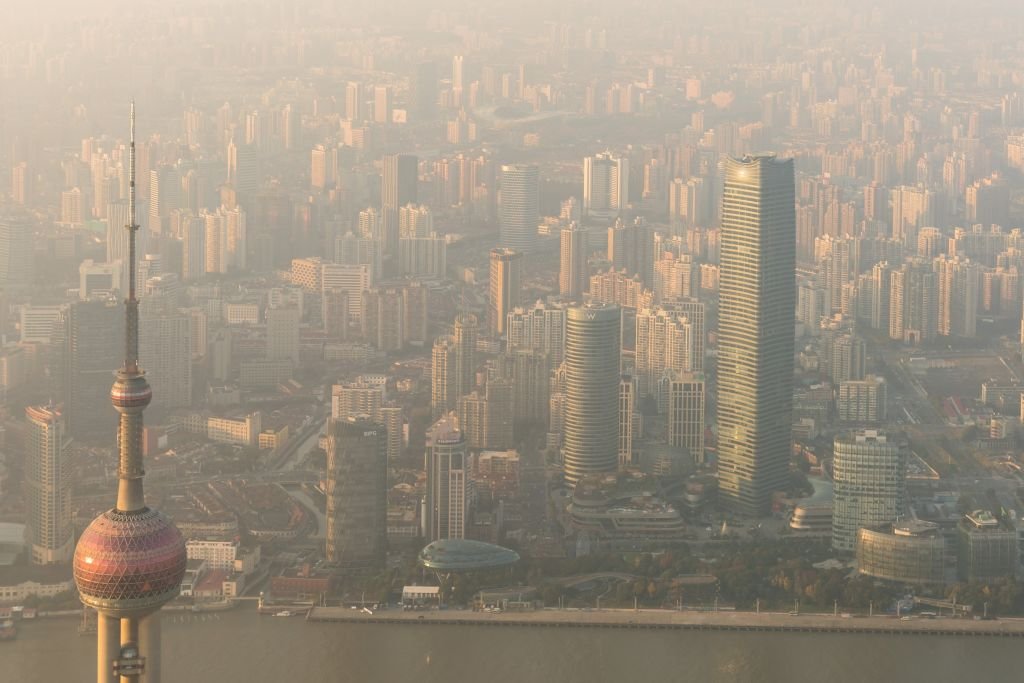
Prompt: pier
<box><xmin>306</xmin><ymin>606</ymin><xmax>1024</xmax><ymax>637</ymax></box>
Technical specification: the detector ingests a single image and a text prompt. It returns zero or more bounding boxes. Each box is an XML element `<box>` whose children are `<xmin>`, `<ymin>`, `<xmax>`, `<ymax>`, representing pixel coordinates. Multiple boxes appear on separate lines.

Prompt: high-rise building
<box><xmin>563</xmin><ymin>302</ymin><xmax>621</xmax><ymax>486</ymax></box>
<box><xmin>74</xmin><ymin>105</ymin><xmax>187</xmax><ymax>683</ymax></box>
<box><xmin>226</xmin><ymin>139</ymin><xmax>258</xmax><ymax>197</ymax></box>
<box><xmin>832</xmin><ymin>430</ymin><xmax>908</xmax><ymax>553</ymax></box>
<box><xmin>890</xmin><ymin>185</ymin><xmax>933</xmax><ymax>245</ymax></box>
<box><xmin>717</xmin><ymin>155</ymin><xmax>796</xmax><ymax>515</ymax></box>
<box><xmin>660</xmin><ymin>297</ymin><xmax>705</xmax><ymax>372</ymax></box>
<box><xmin>325</xmin><ymin>418</ymin><xmax>388</xmax><ymax>569</ymax></box>
<box><xmin>266</xmin><ymin>306</ymin><xmax>300</xmax><ymax>364</ymax></box>
<box><xmin>489</xmin><ymin>248</ymin><xmax>522</xmax><ymax>337</ymax></box>
<box><xmin>618</xmin><ymin>375</ymin><xmax>636</xmax><ymax>468</ymax></box>
<box><xmin>345</xmin><ymin>81</ymin><xmax>364</xmax><ymax>121</ymax></box>
<box><xmin>934</xmin><ymin>255</ymin><xmax>981</xmax><ymax>338</ymax></box>
<box><xmin>453</xmin><ymin>314</ymin><xmax>478</xmax><ymax>396</ymax></box>
<box><xmin>499</xmin><ymin>164</ymin><xmax>539</xmax><ymax>253</ymax></box>
<box><xmin>837</xmin><ymin>375</ymin><xmax>888</xmax><ymax>424</ymax></box>
<box><xmin>139</xmin><ymin>311</ymin><xmax>192</xmax><ymax>412</ymax></box>
<box><xmin>361</xmin><ymin>288</ymin><xmax>405</xmax><ymax>352</ymax></box>
<box><xmin>373</xmin><ymin>85</ymin><xmax>393</xmax><ymax>124</ymax></box>
<box><xmin>381</xmin><ymin>154</ymin><xmax>418</xmax><ymax>209</ymax></box>
<box><xmin>608</xmin><ymin>217</ymin><xmax>655</xmax><ymax>283</ymax></box>
<box><xmin>0</xmin><ymin>215</ymin><xmax>33</xmax><ymax>289</ymax></box>
<box><xmin>381</xmin><ymin>154</ymin><xmax>418</xmax><ymax>260</ymax></box>
<box><xmin>65</xmin><ymin>298</ymin><xmax>123</xmax><ymax>440</ymax></box>
<box><xmin>889</xmin><ymin>260</ymin><xmax>938</xmax><ymax>344</ymax></box>
<box><xmin>426</xmin><ymin>415</ymin><xmax>468</xmax><ymax>540</ymax></box>
<box><xmin>431</xmin><ymin>337</ymin><xmax>458</xmax><ymax>418</ymax></box>
<box><xmin>583</xmin><ymin>152</ymin><xmax>629</xmax><ymax>219</ymax></box>
<box><xmin>506</xmin><ymin>301</ymin><xmax>566</xmax><ymax>364</ymax></box>
<box><xmin>559</xmin><ymin>223</ymin><xmax>588</xmax><ymax>299</ymax></box>
<box><xmin>635</xmin><ymin>307</ymin><xmax>693</xmax><ymax>403</ymax></box>
<box><xmin>24</xmin><ymin>404</ymin><xmax>73</xmax><ymax>566</ymax></box>
<box><xmin>667</xmin><ymin>371</ymin><xmax>706</xmax><ymax>464</ymax></box>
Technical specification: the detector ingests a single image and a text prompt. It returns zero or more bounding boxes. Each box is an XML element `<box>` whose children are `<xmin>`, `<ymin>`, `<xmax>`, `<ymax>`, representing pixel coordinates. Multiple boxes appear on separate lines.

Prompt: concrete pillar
<box><xmin>138</xmin><ymin>613</ymin><xmax>162</xmax><ymax>683</ymax></box>
<box><xmin>97</xmin><ymin>614</ymin><xmax>120</xmax><ymax>683</ymax></box>
<box><xmin>120</xmin><ymin>617</ymin><xmax>138</xmax><ymax>683</ymax></box>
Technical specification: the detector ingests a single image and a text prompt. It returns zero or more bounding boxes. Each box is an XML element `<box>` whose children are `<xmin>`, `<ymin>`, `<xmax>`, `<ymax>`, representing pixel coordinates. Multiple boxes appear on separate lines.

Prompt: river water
<box><xmin>4</xmin><ymin>605</ymin><xmax>1018</xmax><ymax>683</ymax></box>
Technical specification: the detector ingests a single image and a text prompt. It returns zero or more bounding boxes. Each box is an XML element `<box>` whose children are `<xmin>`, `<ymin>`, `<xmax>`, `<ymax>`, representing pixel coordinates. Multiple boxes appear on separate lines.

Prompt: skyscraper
<box><xmin>431</xmin><ymin>336</ymin><xmax>457</xmax><ymax>418</ymax></box>
<box><xmin>453</xmin><ymin>313</ymin><xmax>478</xmax><ymax>396</ymax></box>
<box><xmin>667</xmin><ymin>371</ymin><xmax>706</xmax><ymax>464</ymax></box>
<box><xmin>563</xmin><ymin>302</ymin><xmax>621</xmax><ymax>486</ymax></box>
<box><xmin>0</xmin><ymin>214</ymin><xmax>33</xmax><ymax>289</ymax></box>
<box><xmin>559</xmin><ymin>222</ymin><xmax>587</xmax><ymax>300</ymax></box>
<box><xmin>266</xmin><ymin>306</ymin><xmax>301</xmax><ymax>364</ymax></box>
<box><xmin>832</xmin><ymin>430</ymin><xmax>908</xmax><ymax>553</ymax></box>
<box><xmin>74</xmin><ymin>104</ymin><xmax>187</xmax><ymax>683</ymax></box>
<box><xmin>381</xmin><ymin>153</ymin><xmax>418</xmax><ymax>260</ymax></box>
<box><xmin>24</xmin><ymin>404</ymin><xmax>73</xmax><ymax>566</ymax></box>
<box><xmin>499</xmin><ymin>164</ymin><xmax>539</xmax><ymax>253</ymax></box>
<box><xmin>325</xmin><ymin>418</ymin><xmax>388</xmax><ymax>569</ymax></box>
<box><xmin>139</xmin><ymin>310</ymin><xmax>192</xmax><ymax>412</ymax></box>
<box><xmin>717</xmin><ymin>155</ymin><xmax>796</xmax><ymax>515</ymax></box>
<box><xmin>583</xmin><ymin>152</ymin><xmax>629</xmax><ymax>219</ymax></box>
<box><xmin>64</xmin><ymin>298</ymin><xmax>123</xmax><ymax>441</ymax></box>
<box><xmin>489</xmin><ymin>248</ymin><xmax>522</xmax><ymax>337</ymax></box>
<box><xmin>426</xmin><ymin>415</ymin><xmax>468</xmax><ymax>540</ymax></box>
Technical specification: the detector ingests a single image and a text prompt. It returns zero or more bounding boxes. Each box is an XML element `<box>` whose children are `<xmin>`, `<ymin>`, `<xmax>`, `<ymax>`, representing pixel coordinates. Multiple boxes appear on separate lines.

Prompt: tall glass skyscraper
<box><xmin>563</xmin><ymin>302</ymin><xmax>621</xmax><ymax>487</ymax></box>
<box><xmin>717</xmin><ymin>155</ymin><xmax>796</xmax><ymax>515</ymax></box>
<box><xmin>499</xmin><ymin>164</ymin><xmax>539</xmax><ymax>253</ymax></box>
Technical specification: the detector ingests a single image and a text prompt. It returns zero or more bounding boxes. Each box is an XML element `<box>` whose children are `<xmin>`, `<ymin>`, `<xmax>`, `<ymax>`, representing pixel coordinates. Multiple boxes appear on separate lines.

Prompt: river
<box><xmin>3</xmin><ymin>605</ymin><xmax>1018</xmax><ymax>682</ymax></box>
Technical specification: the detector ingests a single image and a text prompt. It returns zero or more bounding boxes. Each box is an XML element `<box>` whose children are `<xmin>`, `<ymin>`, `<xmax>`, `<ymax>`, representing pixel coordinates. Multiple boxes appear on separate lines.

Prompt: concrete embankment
<box><xmin>306</xmin><ymin>606</ymin><xmax>1024</xmax><ymax>637</ymax></box>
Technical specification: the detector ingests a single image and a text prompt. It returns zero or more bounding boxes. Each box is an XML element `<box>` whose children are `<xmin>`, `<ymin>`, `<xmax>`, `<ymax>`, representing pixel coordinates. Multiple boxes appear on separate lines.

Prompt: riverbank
<box><xmin>306</xmin><ymin>605</ymin><xmax>1024</xmax><ymax>637</ymax></box>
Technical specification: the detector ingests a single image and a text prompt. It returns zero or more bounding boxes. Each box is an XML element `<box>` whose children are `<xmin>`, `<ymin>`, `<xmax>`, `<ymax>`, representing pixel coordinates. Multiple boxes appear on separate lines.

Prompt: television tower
<box><xmin>73</xmin><ymin>103</ymin><xmax>187</xmax><ymax>683</ymax></box>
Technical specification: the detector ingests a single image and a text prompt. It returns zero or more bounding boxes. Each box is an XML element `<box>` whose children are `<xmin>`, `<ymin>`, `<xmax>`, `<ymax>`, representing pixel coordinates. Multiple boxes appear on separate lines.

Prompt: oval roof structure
<box><xmin>418</xmin><ymin>539</ymin><xmax>520</xmax><ymax>571</ymax></box>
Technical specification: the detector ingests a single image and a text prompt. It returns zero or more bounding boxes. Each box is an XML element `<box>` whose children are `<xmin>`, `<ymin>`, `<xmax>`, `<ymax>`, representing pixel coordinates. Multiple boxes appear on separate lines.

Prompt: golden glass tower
<box><xmin>717</xmin><ymin>155</ymin><xmax>795</xmax><ymax>515</ymax></box>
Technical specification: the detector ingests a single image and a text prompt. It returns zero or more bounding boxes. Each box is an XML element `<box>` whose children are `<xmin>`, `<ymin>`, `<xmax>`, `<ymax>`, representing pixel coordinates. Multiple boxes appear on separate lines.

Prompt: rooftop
<box><xmin>418</xmin><ymin>540</ymin><xmax>520</xmax><ymax>572</ymax></box>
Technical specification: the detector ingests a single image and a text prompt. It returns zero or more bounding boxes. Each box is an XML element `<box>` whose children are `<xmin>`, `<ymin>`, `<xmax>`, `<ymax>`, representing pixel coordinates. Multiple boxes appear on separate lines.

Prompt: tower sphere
<box><xmin>110</xmin><ymin>372</ymin><xmax>152</xmax><ymax>412</ymax></box>
<box><xmin>73</xmin><ymin>507</ymin><xmax>186</xmax><ymax>618</ymax></box>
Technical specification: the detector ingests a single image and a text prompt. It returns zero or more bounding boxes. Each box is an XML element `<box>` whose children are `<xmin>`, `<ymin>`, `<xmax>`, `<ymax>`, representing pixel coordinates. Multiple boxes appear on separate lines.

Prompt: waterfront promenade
<box><xmin>306</xmin><ymin>605</ymin><xmax>1024</xmax><ymax>637</ymax></box>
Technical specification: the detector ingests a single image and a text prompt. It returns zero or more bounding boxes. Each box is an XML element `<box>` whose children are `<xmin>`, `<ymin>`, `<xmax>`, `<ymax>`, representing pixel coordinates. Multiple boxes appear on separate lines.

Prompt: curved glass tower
<box><xmin>717</xmin><ymin>155</ymin><xmax>795</xmax><ymax>516</ymax></box>
<box><xmin>562</xmin><ymin>302</ymin><xmax>620</xmax><ymax>487</ymax></box>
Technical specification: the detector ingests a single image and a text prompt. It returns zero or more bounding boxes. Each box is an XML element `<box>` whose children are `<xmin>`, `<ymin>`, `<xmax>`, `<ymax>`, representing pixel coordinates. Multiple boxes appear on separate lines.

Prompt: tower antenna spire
<box><xmin>126</xmin><ymin>100</ymin><xmax>140</xmax><ymax>372</ymax></box>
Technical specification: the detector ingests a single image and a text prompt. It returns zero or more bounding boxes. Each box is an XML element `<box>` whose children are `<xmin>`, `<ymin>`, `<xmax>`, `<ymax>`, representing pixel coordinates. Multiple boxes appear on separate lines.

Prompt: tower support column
<box><xmin>138</xmin><ymin>613</ymin><xmax>162</xmax><ymax>683</ymax></box>
<box><xmin>97</xmin><ymin>614</ymin><xmax>120</xmax><ymax>683</ymax></box>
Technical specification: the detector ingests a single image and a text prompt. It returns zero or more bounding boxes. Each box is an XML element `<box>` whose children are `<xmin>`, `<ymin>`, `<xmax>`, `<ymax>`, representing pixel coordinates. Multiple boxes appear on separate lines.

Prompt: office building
<box><xmin>717</xmin><ymin>155</ymin><xmax>796</xmax><ymax>515</ymax></box>
<box><xmin>361</xmin><ymin>287</ymin><xmax>405</xmax><ymax>352</ymax></box>
<box><xmin>489</xmin><ymin>248</ymin><xmax>522</xmax><ymax>337</ymax></box>
<box><xmin>139</xmin><ymin>311</ymin><xmax>192</xmax><ymax>412</ymax></box>
<box><xmin>583</xmin><ymin>152</ymin><xmax>629</xmax><ymax>219</ymax></box>
<box><xmin>0</xmin><ymin>215</ymin><xmax>33</xmax><ymax>289</ymax></box>
<box><xmin>65</xmin><ymin>299</ymin><xmax>123</xmax><ymax>440</ymax></box>
<box><xmin>24</xmin><ymin>404</ymin><xmax>73</xmax><ymax>566</ymax></box>
<box><xmin>266</xmin><ymin>306</ymin><xmax>300</xmax><ymax>365</ymax></box>
<box><xmin>618</xmin><ymin>375</ymin><xmax>636</xmax><ymax>468</ymax></box>
<box><xmin>499</xmin><ymin>164</ymin><xmax>539</xmax><ymax>252</ymax></box>
<box><xmin>837</xmin><ymin>375</ymin><xmax>888</xmax><ymax>424</ymax></box>
<box><xmin>325</xmin><ymin>418</ymin><xmax>388</xmax><ymax>569</ymax></box>
<box><xmin>667</xmin><ymin>371</ymin><xmax>706</xmax><ymax>464</ymax></box>
<box><xmin>856</xmin><ymin>521</ymin><xmax>947</xmax><ymax>586</ymax></box>
<box><xmin>563</xmin><ymin>302</ymin><xmax>621</xmax><ymax>486</ymax></box>
<box><xmin>832</xmin><ymin>430</ymin><xmax>908</xmax><ymax>553</ymax></box>
<box><xmin>426</xmin><ymin>416</ymin><xmax>469</xmax><ymax>541</ymax></box>
<box><xmin>559</xmin><ymin>222</ymin><xmax>588</xmax><ymax>300</ymax></box>
<box><xmin>956</xmin><ymin>510</ymin><xmax>1017</xmax><ymax>582</ymax></box>
<box><xmin>431</xmin><ymin>337</ymin><xmax>458</xmax><ymax>418</ymax></box>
